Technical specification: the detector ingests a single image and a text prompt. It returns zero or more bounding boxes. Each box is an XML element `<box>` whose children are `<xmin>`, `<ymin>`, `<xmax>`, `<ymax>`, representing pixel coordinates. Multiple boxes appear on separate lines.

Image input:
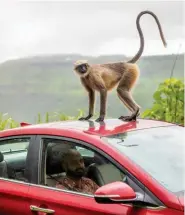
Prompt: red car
<box><xmin>0</xmin><ymin>118</ymin><xmax>184</xmax><ymax>215</ymax></box>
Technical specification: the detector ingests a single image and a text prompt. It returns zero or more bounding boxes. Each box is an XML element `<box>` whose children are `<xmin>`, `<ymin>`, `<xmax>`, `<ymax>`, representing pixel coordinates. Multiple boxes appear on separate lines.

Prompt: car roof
<box><xmin>0</xmin><ymin>118</ymin><xmax>179</xmax><ymax>138</ymax></box>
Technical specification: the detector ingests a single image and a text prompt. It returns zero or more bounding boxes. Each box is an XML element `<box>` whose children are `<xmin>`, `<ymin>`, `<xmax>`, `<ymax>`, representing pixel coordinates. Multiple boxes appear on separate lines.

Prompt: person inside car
<box><xmin>56</xmin><ymin>148</ymin><xmax>99</xmax><ymax>195</ymax></box>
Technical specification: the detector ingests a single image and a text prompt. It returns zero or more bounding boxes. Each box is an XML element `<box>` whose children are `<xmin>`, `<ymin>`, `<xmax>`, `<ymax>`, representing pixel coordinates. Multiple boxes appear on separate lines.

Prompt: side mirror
<box><xmin>94</xmin><ymin>181</ymin><xmax>137</xmax><ymax>204</ymax></box>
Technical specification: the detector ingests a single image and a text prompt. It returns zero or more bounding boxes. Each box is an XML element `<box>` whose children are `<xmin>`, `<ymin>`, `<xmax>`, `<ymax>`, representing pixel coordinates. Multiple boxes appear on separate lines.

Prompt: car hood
<box><xmin>178</xmin><ymin>196</ymin><xmax>184</xmax><ymax>211</ymax></box>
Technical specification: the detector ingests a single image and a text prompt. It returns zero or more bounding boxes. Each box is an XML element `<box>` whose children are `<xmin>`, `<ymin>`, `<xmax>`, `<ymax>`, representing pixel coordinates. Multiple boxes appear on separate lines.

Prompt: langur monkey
<box><xmin>74</xmin><ymin>10</ymin><xmax>167</xmax><ymax>122</ymax></box>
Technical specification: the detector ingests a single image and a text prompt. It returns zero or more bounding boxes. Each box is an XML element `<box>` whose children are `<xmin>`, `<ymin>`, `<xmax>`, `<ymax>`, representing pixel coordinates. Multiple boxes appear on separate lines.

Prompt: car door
<box><xmin>0</xmin><ymin>179</ymin><xmax>30</xmax><ymax>215</ymax></box>
<box><xmin>0</xmin><ymin>135</ymin><xmax>36</xmax><ymax>215</ymax></box>
<box><xmin>28</xmin><ymin>184</ymin><xmax>134</xmax><ymax>215</ymax></box>
<box><xmin>27</xmin><ymin>135</ymin><xmax>147</xmax><ymax>215</ymax></box>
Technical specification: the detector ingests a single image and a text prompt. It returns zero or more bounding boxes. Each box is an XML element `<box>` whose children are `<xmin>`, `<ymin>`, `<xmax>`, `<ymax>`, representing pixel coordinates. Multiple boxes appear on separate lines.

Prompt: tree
<box><xmin>141</xmin><ymin>78</ymin><xmax>184</xmax><ymax>125</ymax></box>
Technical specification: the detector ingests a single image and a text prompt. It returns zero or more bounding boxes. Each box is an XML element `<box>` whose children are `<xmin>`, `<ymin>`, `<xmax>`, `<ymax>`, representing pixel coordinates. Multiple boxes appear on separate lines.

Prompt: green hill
<box><xmin>0</xmin><ymin>53</ymin><xmax>184</xmax><ymax>123</ymax></box>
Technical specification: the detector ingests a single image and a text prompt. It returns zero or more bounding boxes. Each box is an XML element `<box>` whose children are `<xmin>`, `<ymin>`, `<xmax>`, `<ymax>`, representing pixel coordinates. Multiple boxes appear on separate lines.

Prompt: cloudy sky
<box><xmin>0</xmin><ymin>0</ymin><xmax>184</xmax><ymax>63</ymax></box>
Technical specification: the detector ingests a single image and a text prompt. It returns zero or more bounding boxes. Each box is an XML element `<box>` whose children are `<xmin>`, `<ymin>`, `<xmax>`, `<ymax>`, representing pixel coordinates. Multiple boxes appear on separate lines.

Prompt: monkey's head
<box><xmin>74</xmin><ymin>60</ymin><xmax>90</xmax><ymax>77</ymax></box>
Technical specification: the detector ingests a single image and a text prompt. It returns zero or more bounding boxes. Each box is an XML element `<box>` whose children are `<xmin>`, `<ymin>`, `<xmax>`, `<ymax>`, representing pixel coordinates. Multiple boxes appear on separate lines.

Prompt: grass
<box><xmin>35</xmin><ymin>109</ymin><xmax>85</xmax><ymax>124</ymax></box>
<box><xmin>0</xmin><ymin>110</ymin><xmax>86</xmax><ymax>131</ymax></box>
<box><xmin>0</xmin><ymin>113</ymin><xmax>19</xmax><ymax>130</ymax></box>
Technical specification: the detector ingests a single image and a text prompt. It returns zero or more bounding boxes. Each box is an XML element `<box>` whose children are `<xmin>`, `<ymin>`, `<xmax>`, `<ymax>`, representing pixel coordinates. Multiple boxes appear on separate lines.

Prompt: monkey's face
<box><xmin>74</xmin><ymin>62</ymin><xmax>90</xmax><ymax>77</ymax></box>
<box><xmin>76</xmin><ymin>64</ymin><xmax>87</xmax><ymax>73</ymax></box>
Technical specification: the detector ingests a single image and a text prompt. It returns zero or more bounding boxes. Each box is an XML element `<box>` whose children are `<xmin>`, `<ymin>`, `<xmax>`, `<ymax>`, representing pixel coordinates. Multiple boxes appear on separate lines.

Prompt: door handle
<box><xmin>30</xmin><ymin>205</ymin><xmax>55</xmax><ymax>214</ymax></box>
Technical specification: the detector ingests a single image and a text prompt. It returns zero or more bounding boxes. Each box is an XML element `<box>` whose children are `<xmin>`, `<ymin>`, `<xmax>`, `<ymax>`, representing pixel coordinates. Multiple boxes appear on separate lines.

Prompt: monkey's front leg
<box><xmin>95</xmin><ymin>89</ymin><xmax>107</xmax><ymax>122</ymax></box>
<box><xmin>79</xmin><ymin>89</ymin><xmax>95</xmax><ymax>121</ymax></box>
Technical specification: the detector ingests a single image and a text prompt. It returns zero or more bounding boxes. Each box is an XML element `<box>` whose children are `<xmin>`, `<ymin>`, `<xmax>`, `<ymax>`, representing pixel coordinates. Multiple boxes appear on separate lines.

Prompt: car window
<box><xmin>102</xmin><ymin>126</ymin><xmax>184</xmax><ymax>194</ymax></box>
<box><xmin>0</xmin><ymin>139</ymin><xmax>29</xmax><ymax>153</ymax></box>
<box><xmin>75</xmin><ymin>146</ymin><xmax>94</xmax><ymax>157</ymax></box>
<box><xmin>0</xmin><ymin>137</ymin><xmax>31</xmax><ymax>182</ymax></box>
<box><xmin>40</xmin><ymin>137</ymin><xmax>126</xmax><ymax>196</ymax></box>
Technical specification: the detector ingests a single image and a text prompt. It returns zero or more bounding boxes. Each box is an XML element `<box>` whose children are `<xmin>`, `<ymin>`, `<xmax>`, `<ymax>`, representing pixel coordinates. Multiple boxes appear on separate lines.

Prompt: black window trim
<box><xmin>36</xmin><ymin>134</ymin><xmax>165</xmax><ymax>207</ymax></box>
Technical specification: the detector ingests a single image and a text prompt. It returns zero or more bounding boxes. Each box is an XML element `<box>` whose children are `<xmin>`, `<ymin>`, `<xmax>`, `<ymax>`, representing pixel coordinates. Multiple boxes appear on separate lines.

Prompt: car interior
<box><xmin>44</xmin><ymin>140</ymin><xmax>126</xmax><ymax>188</ymax></box>
<box><xmin>0</xmin><ymin>139</ymin><xmax>126</xmax><ymax>190</ymax></box>
<box><xmin>0</xmin><ymin>152</ymin><xmax>8</xmax><ymax>178</ymax></box>
<box><xmin>0</xmin><ymin>150</ymin><xmax>27</xmax><ymax>182</ymax></box>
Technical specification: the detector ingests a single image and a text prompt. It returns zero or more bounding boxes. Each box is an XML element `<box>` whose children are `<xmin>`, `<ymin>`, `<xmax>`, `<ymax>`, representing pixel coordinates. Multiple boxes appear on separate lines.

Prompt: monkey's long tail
<box><xmin>127</xmin><ymin>10</ymin><xmax>167</xmax><ymax>64</ymax></box>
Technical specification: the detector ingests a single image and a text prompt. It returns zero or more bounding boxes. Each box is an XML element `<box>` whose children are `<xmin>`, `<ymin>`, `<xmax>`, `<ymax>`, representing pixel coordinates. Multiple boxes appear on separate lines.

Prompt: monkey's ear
<box><xmin>85</xmin><ymin>62</ymin><xmax>90</xmax><ymax>68</ymax></box>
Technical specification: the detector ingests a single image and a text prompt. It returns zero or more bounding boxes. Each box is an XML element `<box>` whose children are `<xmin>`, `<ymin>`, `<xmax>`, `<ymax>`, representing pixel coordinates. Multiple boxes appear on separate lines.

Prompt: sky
<box><xmin>0</xmin><ymin>0</ymin><xmax>184</xmax><ymax>63</ymax></box>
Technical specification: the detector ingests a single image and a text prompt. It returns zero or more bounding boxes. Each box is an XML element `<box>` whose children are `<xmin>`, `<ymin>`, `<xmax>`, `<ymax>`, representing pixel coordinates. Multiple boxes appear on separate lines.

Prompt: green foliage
<box><xmin>35</xmin><ymin>109</ymin><xmax>85</xmax><ymax>123</ymax></box>
<box><xmin>0</xmin><ymin>110</ymin><xmax>85</xmax><ymax>131</ymax></box>
<box><xmin>0</xmin><ymin>113</ymin><xmax>19</xmax><ymax>130</ymax></box>
<box><xmin>141</xmin><ymin>78</ymin><xmax>184</xmax><ymax>125</ymax></box>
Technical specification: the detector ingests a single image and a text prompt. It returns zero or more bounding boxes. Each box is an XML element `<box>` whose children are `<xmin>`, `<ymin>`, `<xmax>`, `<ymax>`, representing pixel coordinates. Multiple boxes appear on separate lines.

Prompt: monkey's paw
<box><xmin>119</xmin><ymin>110</ymin><xmax>140</xmax><ymax>121</ymax></box>
<box><xmin>121</xmin><ymin>115</ymin><xmax>137</xmax><ymax>121</ymax></box>
<box><xmin>78</xmin><ymin>114</ymin><xmax>93</xmax><ymax>121</ymax></box>
<box><xmin>95</xmin><ymin>116</ymin><xmax>104</xmax><ymax>122</ymax></box>
<box><xmin>118</xmin><ymin>116</ymin><xmax>130</xmax><ymax>120</ymax></box>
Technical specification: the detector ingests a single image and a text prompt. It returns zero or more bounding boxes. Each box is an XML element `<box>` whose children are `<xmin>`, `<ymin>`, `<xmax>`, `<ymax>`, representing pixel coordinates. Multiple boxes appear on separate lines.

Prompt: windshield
<box><xmin>102</xmin><ymin>126</ymin><xmax>185</xmax><ymax>194</ymax></box>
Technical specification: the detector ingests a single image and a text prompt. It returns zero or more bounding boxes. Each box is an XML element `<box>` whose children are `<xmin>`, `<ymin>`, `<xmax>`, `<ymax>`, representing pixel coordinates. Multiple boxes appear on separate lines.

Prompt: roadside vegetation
<box><xmin>0</xmin><ymin>110</ymin><xmax>84</xmax><ymax>131</ymax></box>
<box><xmin>0</xmin><ymin>78</ymin><xmax>184</xmax><ymax>131</ymax></box>
<box><xmin>141</xmin><ymin>78</ymin><xmax>184</xmax><ymax>125</ymax></box>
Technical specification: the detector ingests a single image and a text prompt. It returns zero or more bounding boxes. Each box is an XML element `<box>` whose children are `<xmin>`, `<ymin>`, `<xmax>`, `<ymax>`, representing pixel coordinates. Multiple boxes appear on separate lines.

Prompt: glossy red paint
<box><xmin>141</xmin><ymin>208</ymin><xmax>183</xmax><ymax>215</ymax></box>
<box><xmin>178</xmin><ymin>196</ymin><xmax>184</xmax><ymax>210</ymax></box>
<box><xmin>0</xmin><ymin>118</ymin><xmax>175</xmax><ymax>138</ymax></box>
<box><xmin>0</xmin><ymin>118</ymin><xmax>183</xmax><ymax>215</ymax></box>
<box><xmin>84</xmin><ymin>120</ymin><xmax>137</xmax><ymax>136</ymax></box>
<box><xmin>20</xmin><ymin>122</ymin><xmax>31</xmax><ymax>127</ymax></box>
<box><xmin>0</xmin><ymin>179</ymin><xmax>30</xmax><ymax>215</ymax></box>
<box><xmin>28</xmin><ymin>184</ymin><xmax>133</xmax><ymax>215</ymax></box>
<box><xmin>94</xmin><ymin>181</ymin><xmax>136</xmax><ymax>200</ymax></box>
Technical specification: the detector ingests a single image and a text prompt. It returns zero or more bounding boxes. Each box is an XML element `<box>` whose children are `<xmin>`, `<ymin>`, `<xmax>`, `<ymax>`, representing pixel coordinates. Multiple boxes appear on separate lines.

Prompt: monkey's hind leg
<box><xmin>117</xmin><ymin>69</ymin><xmax>140</xmax><ymax>121</ymax></box>
<box><xmin>117</xmin><ymin>92</ymin><xmax>140</xmax><ymax>119</ymax></box>
<box><xmin>117</xmin><ymin>88</ymin><xmax>140</xmax><ymax>121</ymax></box>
